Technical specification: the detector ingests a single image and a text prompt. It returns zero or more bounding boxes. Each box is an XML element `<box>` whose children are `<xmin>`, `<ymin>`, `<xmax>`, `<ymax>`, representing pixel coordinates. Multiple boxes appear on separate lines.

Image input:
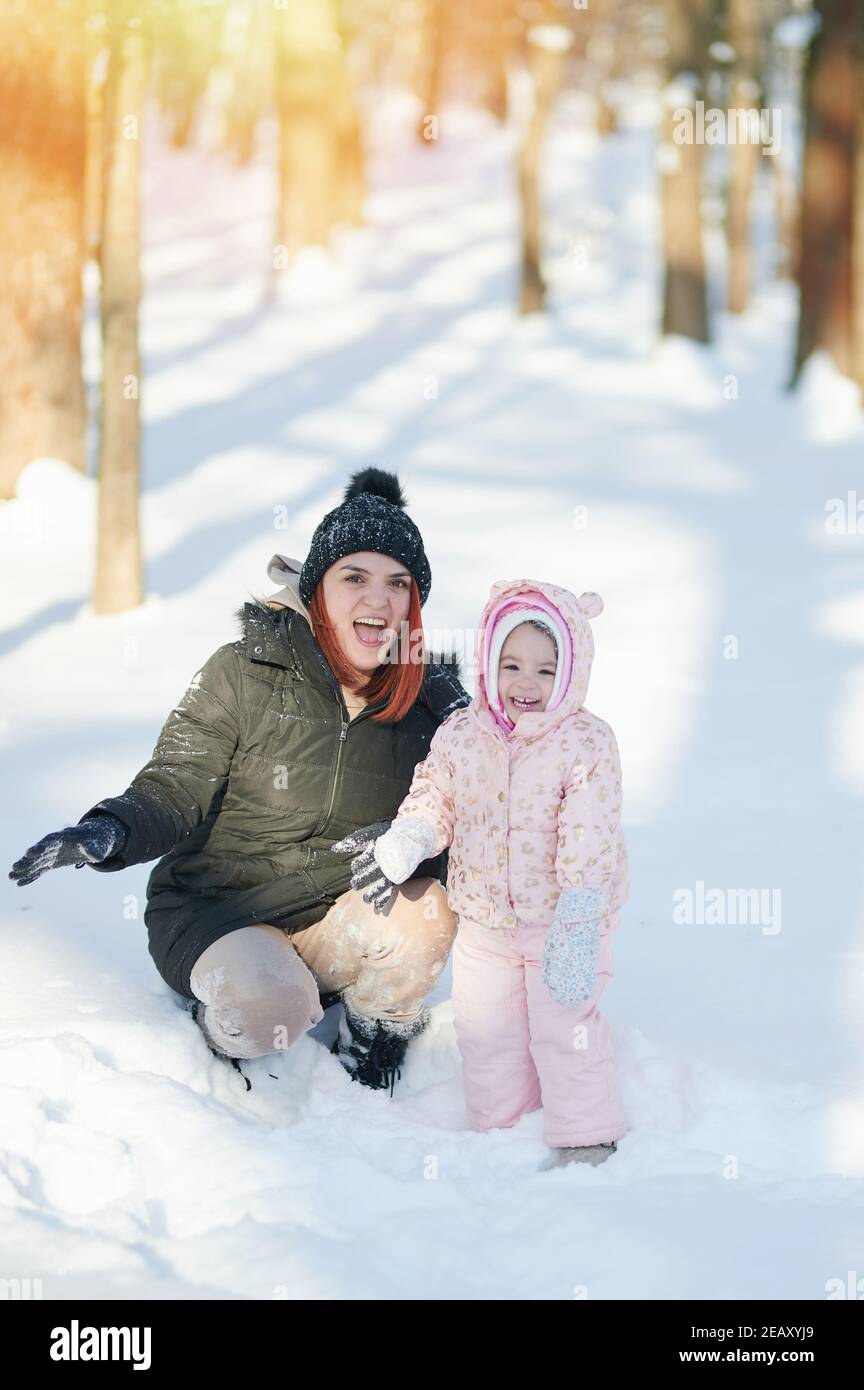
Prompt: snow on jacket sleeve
<box><xmin>555</xmin><ymin>721</ymin><xmax>628</xmax><ymax>919</ymax></box>
<box><xmin>390</xmin><ymin>717</ymin><xmax>458</xmax><ymax>858</ymax></box>
<box><xmin>78</xmin><ymin>644</ymin><xmax>242</xmax><ymax>872</ymax></box>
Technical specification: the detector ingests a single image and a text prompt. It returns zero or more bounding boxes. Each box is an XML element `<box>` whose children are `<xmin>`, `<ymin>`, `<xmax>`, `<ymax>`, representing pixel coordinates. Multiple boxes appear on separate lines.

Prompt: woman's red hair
<box><xmin>308</xmin><ymin>578</ymin><xmax>426</xmax><ymax>723</ymax></box>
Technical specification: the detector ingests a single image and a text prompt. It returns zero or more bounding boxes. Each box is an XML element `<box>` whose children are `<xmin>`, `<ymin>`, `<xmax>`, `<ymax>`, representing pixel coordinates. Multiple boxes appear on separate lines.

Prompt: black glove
<box><xmin>9</xmin><ymin>815</ymin><xmax>128</xmax><ymax>887</ymax></box>
<box><xmin>330</xmin><ymin>819</ymin><xmax>397</xmax><ymax>914</ymax></box>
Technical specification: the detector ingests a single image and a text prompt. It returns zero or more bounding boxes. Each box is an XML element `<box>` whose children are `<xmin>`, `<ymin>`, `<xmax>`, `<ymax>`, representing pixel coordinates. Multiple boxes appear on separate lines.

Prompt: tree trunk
<box><xmin>792</xmin><ymin>0</ymin><xmax>858</xmax><ymax>385</ymax></box>
<box><xmin>479</xmin><ymin>0</ymin><xmax>517</xmax><ymax>122</ymax></box>
<box><xmin>415</xmin><ymin>0</ymin><xmax>446</xmax><ymax>143</ymax></box>
<box><xmin>726</xmin><ymin>0</ymin><xmax>763</xmax><ymax>314</ymax></box>
<box><xmin>772</xmin><ymin>152</ymin><xmax>798</xmax><ymax>281</ymax></box>
<box><xmin>225</xmin><ymin>0</ymin><xmax>272</xmax><ymax>166</ymax></box>
<box><xmin>852</xmin><ymin>10</ymin><xmax>864</xmax><ymax>394</ymax></box>
<box><xmin>153</xmin><ymin>1</ymin><xmax>221</xmax><ymax>150</ymax></box>
<box><xmin>93</xmin><ymin>0</ymin><xmax>149</xmax><ymax>616</ymax></box>
<box><xmin>334</xmin><ymin>105</ymin><xmax>366</xmax><ymax>229</ymax></box>
<box><xmin>518</xmin><ymin>19</ymin><xmax>572</xmax><ymax>315</ymax></box>
<box><xmin>661</xmin><ymin>118</ymin><xmax>710</xmax><ymax>341</ymax></box>
<box><xmin>768</xmin><ymin>32</ymin><xmax>800</xmax><ymax>282</ymax></box>
<box><xmin>590</xmin><ymin>0</ymin><xmax>622</xmax><ymax>135</ymax></box>
<box><xmin>84</xmin><ymin>0</ymin><xmax>108</xmax><ymax>264</ymax></box>
<box><xmin>660</xmin><ymin>0</ymin><xmax>712</xmax><ymax>342</ymax></box>
<box><xmin>0</xmin><ymin>0</ymin><xmax>87</xmax><ymax>498</ymax></box>
<box><xmin>273</xmin><ymin>0</ymin><xmax>364</xmax><ymax>265</ymax></box>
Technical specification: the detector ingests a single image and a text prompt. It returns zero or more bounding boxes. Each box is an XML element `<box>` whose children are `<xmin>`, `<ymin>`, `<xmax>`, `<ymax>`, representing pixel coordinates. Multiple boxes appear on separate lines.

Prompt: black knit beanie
<box><xmin>299</xmin><ymin>468</ymin><xmax>432</xmax><ymax>608</ymax></box>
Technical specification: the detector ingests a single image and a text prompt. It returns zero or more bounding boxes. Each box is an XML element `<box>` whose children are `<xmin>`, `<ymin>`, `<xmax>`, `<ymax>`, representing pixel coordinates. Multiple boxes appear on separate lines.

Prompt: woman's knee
<box><xmin>190</xmin><ymin>924</ymin><xmax>324</xmax><ymax>1059</ymax></box>
<box><xmin>322</xmin><ymin>877</ymin><xmax>456</xmax><ymax>968</ymax></box>
<box><xmin>386</xmin><ymin>878</ymin><xmax>457</xmax><ymax>956</ymax></box>
<box><xmin>365</xmin><ymin>880</ymin><xmax>457</xmax><ymax>993</ymax></box>
<box><xmin>357</xmin><ymin>880</ymin><xmax>456</xmax><ymax>1012</ymax></box>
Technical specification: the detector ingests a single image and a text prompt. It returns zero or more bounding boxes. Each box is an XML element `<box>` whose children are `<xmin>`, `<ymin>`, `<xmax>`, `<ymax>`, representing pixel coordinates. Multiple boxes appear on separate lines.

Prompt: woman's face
<box><xmin>320</xmin><ymin>550</ymin><xmax>413</xmax><ymax>676</ymax></box>
<box><xmin>497</xmin><ymin>624</ymin><xmax>557</xmax><ymax>721</ymax></box>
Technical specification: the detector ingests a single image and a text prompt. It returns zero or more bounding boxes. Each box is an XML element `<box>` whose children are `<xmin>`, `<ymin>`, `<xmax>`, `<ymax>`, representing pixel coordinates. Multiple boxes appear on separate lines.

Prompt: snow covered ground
<box><xmin>1</xmin><ymin>88</ymin><xmax>863</xmax><ymax>1300</ymax></box>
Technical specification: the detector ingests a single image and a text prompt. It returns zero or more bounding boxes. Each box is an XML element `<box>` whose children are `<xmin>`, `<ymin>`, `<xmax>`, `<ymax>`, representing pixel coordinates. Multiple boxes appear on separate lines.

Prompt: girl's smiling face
<box><xmin>320</xmin><ymin>551</ymin><xmax>412</xmax><ymax>677</ymax></box>
<box><xmin>497</xmin><ymin>622</ymin><xmax>558</xmax><ymax>721</ymax></box>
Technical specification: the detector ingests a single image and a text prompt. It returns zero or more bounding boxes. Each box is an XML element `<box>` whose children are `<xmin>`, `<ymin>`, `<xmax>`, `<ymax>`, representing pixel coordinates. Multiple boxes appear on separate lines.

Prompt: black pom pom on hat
<box><xmin>299</xmin><ymin>467</ymin><xmax>432</xmax><ymax>608</ymax></box>
<box><xmin>343</xmin><ymin>466</ymin><xmax>408</xmax><ymax>509</ymax></box>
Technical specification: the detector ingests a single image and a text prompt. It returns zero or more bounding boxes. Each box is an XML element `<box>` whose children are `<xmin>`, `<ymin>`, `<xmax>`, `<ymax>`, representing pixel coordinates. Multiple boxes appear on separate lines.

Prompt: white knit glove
<box><xmin>374</xmin><ymin>818</ymin><xmax>438</xmax><ymax>885</ymax></box>
<box><xmin>332</xmin><ymin>818</ymin><xmax>438</xmax><ymax>914</ymax></box>
<box><xmin>542</xmin><ymin>885</ymin><xmax>605</xmax><ymax>1007</ymax></box>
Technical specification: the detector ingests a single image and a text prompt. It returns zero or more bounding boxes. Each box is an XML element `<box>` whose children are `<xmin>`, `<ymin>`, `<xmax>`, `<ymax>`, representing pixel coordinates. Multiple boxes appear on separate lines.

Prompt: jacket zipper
<box><xmin>313</xmin><ymin>659</ymin><xmax>383</xmax><ymax>837</ymax></box>
<box><xmin>318</xmin><ymin>718</ymin><xmax>348</xmax><ymax>834</ymax></box>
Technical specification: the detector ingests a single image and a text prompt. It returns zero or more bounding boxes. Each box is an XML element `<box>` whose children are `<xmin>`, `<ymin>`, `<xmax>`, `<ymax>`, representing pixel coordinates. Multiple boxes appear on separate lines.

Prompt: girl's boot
<box><xmin>540</xmin><ymin>1141</ymin><xmax>617</xmax><ymax>1170</ymax></box>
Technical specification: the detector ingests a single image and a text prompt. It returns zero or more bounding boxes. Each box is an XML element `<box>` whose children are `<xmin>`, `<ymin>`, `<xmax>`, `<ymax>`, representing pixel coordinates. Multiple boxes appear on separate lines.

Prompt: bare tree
<box><xmin>853</xmin><ymin>7</ymin><xmax>864</xmax><ymax>394</ymax></box>
<box><xmin>589</xmin><ymin>0</ymin><xmax>623</xmax><ymax>135</ymax></box>
<box><xmin>726</xmin><ymin>0</ymin><xmax>764</xmax><ymax>313</ymax></box>
<box><xmin>792</xmin><ymin>0</ymin><xmax>858</xmax><ymax>385</ymax></box>
<box><xmin>93</xmin><ymin>0</ymin><xmax>150</xmax><ymax>615</ymax></box>
<box><xmin>415</xmin><ymin>0</ymin><xmax>447</xmax><ymax>143</ymax></box>
<box><xmin>478</xmin><ymin>0</ymin><xmax>519</xmax><ymax>122</ymax></box>
<box><xmin>224</xmin><ymin>0</ymin><xmax>273</xmax><ymax>166</ymax></box>
<box><xmin>273</xmin><ymin>0</ymin><xmax>365</xmax><ymax>269</ymax></box>
<box><xmin>766</xmin><ymin>9</ymin><xmax>802</xmax><ymax>282</ymax></box>
<box><xmin>659</xmin><ymin>0</ymin><xmax>714</xmax><ymax>342</ymax></box>
<box><xmin>153</xmin><ymin>0</ymin><xmax>223</xmax><ymax>150</ymax></box>
<box><xmin>0</xmin><ymin>0</ymin><xmax>87</xmax><ymax>498</ymax></box>
<box><xmin>84</xmin><ymin>0</ymin><xmax>109</xmax><ymax>264</ymax></box>
<box><xmin>518</xmin><ymin>11</ymin><xmax>573</xmax><ymax>314</ymax></box>
<box><xmin>855</xmin><ymin>12</ymin><xmax>864</xmax><ymax>391</ymax></box>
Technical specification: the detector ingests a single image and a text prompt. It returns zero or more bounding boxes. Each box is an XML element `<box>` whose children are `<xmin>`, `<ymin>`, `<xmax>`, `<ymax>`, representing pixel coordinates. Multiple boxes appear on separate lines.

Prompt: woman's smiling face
<box><xmin>320</xmin><ymin>551</ymin><xmax>413</xmax><ymax>677</ymax></box>
<box><xmin>497</xmin><ymin>623</ymin><xmax>558</xmax><ymax>721</ymax></box>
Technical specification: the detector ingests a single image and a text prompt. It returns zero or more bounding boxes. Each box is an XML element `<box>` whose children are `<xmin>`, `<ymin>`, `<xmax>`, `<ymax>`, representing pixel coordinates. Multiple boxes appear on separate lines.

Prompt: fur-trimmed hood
<box><xmin>263</xmin><ymin>553</ymin><xmax>312</xmax><ymax>623</ymax></box>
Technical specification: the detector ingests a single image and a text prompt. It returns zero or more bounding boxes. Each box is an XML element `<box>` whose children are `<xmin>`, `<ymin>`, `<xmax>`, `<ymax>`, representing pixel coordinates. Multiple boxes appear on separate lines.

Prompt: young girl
<box><xmin>337</xmin><ymin>578</ymin><xmax>629</xmax><ymax>1167</ymax></box>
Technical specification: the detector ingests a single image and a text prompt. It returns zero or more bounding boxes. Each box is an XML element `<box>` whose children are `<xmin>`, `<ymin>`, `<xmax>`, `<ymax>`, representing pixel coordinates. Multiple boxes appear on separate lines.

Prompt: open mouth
<box><xmin>353</xmin><ymin>618</ymin><xmax>389</xmax><ymax>648</ymax></box>
<box><xmin>510</xmin><ymin>695</ymin><xmax>540</xmax><ymax>709</ymax></box>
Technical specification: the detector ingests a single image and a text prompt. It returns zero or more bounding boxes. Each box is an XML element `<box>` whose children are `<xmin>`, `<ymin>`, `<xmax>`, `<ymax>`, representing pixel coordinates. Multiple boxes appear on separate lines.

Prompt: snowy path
<box><xmin>1</xmin><ymin>92</ymin><xmax>862</xmax><ymax>1299</ymax></box>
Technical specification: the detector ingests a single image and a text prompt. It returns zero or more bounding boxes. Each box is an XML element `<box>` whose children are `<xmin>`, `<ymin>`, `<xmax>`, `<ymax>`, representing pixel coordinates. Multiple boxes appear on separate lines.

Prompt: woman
<box><xmin>9</xmin><ymin>468</ymin><xmax>469</xmax><ymax>1093</ymax></box>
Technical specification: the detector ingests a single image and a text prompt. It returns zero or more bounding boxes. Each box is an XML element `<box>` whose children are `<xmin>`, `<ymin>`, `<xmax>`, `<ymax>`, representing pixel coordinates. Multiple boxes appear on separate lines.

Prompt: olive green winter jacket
<box><xmin>80</xmin><ymin>598</ymin><xmax>469</xmax><ymax>997</ymax></box>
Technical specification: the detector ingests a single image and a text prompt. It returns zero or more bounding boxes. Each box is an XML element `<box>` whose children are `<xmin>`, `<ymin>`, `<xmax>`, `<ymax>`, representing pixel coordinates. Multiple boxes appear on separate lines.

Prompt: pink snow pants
<box><xmin>451</xmin><ymin>910</ymin><xmax>628</xmax><ymax>1147</ymax></box>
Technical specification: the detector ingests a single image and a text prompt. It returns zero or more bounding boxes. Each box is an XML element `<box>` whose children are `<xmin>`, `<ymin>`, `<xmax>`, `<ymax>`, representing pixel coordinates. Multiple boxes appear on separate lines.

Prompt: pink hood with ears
<box><xmin>474</xmin><ymin>578</ymin><xmax>605</xmax><ymax>740</ymax></box>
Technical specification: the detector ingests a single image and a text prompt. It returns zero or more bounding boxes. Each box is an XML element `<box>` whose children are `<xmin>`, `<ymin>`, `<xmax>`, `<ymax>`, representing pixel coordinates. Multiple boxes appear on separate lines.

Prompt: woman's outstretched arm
<box><xmin>81</xmin><ymin>643</ymin><xmax>243</xmax><ymax>871</ymax></box>
<box><xmin>11</xmin><ymin>643</ymin><xmax>243</xmax><ymax>882</ymax></box>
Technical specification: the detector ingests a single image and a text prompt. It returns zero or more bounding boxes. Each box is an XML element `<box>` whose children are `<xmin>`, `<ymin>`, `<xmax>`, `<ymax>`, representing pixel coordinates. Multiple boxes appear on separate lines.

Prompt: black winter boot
<box><xmin>189</xmin><ymin>999</ymin><xmax>252</xmax><ymax>1091</ymax></box>
<box><xmin>331</xmin><ymin>1002</ymin><xmax>430</xmax><ymax>1096</ymax></box>
<box><xmin>318</xmin><ymin>989</ymin><xmax>343</xmax><ymax>1012</ymax></box>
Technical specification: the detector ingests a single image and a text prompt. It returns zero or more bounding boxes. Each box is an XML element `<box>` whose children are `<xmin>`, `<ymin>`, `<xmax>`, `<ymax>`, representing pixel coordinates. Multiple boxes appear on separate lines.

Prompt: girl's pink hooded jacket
<box><xmin>390</xmin><ymin>578</ymin><xmax>629</xmax><ymax>932</ymax></box>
